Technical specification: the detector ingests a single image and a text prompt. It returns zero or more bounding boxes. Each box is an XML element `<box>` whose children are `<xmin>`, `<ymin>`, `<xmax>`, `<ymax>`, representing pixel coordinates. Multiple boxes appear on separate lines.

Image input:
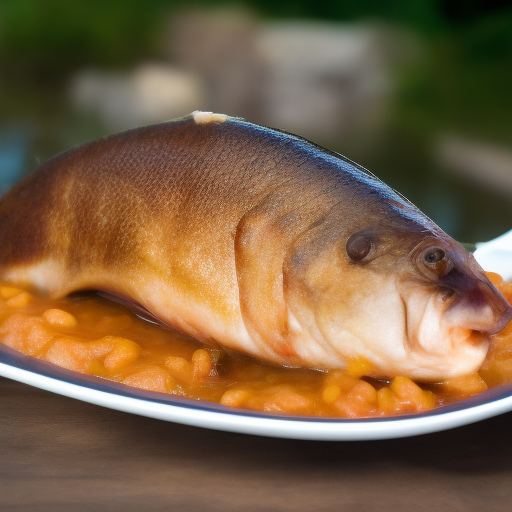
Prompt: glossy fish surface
<box><xmin>0</xmin><ymin>111</ymin><xmax>510</xmax><ymax>380</ymax></box>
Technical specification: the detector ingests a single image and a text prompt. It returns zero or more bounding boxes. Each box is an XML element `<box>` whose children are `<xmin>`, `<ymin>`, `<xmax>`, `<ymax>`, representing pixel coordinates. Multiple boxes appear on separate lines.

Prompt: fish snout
<box><xmin>474</xmin><ymin>279</ymin><xmax>512</xmax><ymax>334</ymax></box>
<box><xmin>445</xmin><ymin>278</ymin><xmax>512</xmax><ymax>335</ymax></box>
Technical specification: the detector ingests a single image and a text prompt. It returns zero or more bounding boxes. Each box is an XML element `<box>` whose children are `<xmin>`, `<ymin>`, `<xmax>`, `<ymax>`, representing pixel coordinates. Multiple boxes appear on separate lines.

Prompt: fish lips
<box><xmin>441</xmin><ymin>271</ymin><xmax>512</xmax><ymax>335</ymax></box>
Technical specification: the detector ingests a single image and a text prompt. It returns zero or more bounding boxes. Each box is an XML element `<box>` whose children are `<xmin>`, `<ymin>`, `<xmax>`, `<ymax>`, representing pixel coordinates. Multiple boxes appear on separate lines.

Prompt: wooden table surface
<box><xmin>2</xmin><ymin>375</ymin><xmax>512</xmax><ymax>512</ymax></box>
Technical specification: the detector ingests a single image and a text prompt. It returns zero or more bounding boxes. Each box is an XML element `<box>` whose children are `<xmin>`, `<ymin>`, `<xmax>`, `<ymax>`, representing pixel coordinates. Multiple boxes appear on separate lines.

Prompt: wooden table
<box><xmin>2</xmin><ymin>375</ymin><xmax>512</xmax><ymax>512</ymax></box>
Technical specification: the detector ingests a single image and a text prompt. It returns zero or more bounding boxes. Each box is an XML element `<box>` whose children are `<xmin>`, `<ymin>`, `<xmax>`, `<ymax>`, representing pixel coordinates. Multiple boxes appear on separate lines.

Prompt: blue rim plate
<box><xmin>2</xmin><ymin>342</ymin><xmax>512</xmax><ymax>441</ymax></box>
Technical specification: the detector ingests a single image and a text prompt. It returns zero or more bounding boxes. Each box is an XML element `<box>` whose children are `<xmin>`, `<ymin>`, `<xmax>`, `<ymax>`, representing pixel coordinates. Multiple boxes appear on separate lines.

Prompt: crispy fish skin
<box><xmin>0</xmin><ymin>112</ymin><xmax>509</xmax><ymax>379</ymax></box>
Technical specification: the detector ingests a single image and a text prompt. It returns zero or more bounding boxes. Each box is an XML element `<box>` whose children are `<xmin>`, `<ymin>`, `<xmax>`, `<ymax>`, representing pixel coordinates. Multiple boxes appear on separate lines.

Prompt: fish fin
<box><xmin>234</xmin><ymin>194</ymin><xmax>306</xmax><ymax>360</ymax></box>
<box><xmin>96</xmin><ymin>290</ymin><xmax>169</xmax><ymax>328</ymax></box>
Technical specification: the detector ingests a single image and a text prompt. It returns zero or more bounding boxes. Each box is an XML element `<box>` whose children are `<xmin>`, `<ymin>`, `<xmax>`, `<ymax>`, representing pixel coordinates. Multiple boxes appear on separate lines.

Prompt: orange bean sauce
<box><xmin>1</xmin><ymin>272</ymin><xmax>511</xmax><ymax>418</ymax></box>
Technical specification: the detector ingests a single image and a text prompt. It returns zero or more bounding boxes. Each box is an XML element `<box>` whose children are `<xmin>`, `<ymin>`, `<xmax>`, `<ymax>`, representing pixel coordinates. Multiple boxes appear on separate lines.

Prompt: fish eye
<box><xmin>346</xmin><ymin>232</ymin><xmax>375</xmax><ymax>262</ymax></box>
<box><xmin>424</xmin><ymin>248</ymin><xmax>445</xmax><ymax>265</ymax></box>
<box><xmin>422</xmin><ymin>247</ymin><xmax>453</xmax><ymax>276</ymax></box>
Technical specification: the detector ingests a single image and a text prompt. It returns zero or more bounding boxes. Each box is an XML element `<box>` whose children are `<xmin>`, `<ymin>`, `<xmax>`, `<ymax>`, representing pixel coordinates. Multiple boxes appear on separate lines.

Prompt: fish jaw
<box><xmin>310</xmin><ymin>273</ymin><xmax>493</xmax><ymax>381</ymax></box>
<box><xmin>441</xmin><ymin>273</ymin><xmax>512</xmax><ymax>335</ymax></box>
<box><xmin>399</xmin><ymin>283</ymin><xmax>491</xmax><ymax>379</ymax></box>
<box><xmin>398</xmin><ymin>265</ymin><xmax>511</xmax><ymax>380</ymax></box>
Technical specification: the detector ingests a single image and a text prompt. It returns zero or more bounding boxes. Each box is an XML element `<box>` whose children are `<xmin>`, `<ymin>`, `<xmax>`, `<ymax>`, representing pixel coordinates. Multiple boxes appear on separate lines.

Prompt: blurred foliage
<box><xmin>0</xmin><ymin>0</ymin><xmax>166</xmax><ymax>81</ymax></box>
<box><xmin>394</xmin><ymin>1</ymin><xmax>512</xmax><ymax>144</ymax></box>
<box><xmin>1</xmin><ymin>0</ymin><xmax>510</xmax><ymax>141</ymax></box>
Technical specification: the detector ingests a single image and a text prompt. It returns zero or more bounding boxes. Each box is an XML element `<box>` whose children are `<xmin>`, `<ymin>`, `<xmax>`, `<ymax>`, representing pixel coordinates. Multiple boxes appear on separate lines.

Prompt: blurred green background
<box><xmin>0</xmin><ymin>0</ymin><xmax>511</xmax><ymax>243</ymax></box>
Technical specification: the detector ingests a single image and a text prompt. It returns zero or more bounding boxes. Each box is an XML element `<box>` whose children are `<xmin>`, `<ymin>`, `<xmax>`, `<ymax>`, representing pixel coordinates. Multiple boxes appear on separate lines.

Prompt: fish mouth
<box><xmin>398</xmin><ymin>237</ymin><xmax>512</xmax><ymax>378</ymax></box>
<box><xmin>399</xmin><ymin>279</ymin><xmax>507</xmax><ymax>379</ymax></box>
<box><xmin>403</xmin><ymin>286</ymin><xmax>488</xmax><ymax>354</ymax></box>
<box><xmin>443</xmin><ymin>278</ymin><xmax>512</xmax><ymax>335</ymax></box>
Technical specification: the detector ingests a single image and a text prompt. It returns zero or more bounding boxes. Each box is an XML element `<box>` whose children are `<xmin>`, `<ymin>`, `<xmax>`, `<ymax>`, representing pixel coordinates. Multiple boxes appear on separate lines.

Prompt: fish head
<box><xmin>396</xmin><ymin>232</ymin><xmax>511</xmax><ymax>378</ymax></box>
<box><xmin>283</xmin><ymin>213</ymin><xmax>512</xmax><ymax>380</ymax></box>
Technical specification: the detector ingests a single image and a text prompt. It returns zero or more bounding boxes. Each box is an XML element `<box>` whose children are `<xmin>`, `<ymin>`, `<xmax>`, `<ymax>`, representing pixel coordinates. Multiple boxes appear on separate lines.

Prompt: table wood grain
<box><xmin>2</xmin><ymin>375</ymin><xmax>512</xmax><ymax>512</ymax></box>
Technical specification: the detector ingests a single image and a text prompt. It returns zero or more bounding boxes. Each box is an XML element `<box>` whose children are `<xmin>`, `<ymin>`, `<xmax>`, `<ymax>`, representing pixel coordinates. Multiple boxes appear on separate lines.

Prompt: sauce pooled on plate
<box><xmin>1</xmin><ymin>271</ymin><xmax>511</xmax><ymax>418</ymax></box>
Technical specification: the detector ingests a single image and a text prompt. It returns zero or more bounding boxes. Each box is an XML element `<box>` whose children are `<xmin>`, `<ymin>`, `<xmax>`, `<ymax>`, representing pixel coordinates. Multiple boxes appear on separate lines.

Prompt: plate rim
<box><xmin>2</xmin><ymin>344</ymin><xmax>512</xmax><ymax>441</ymax></box>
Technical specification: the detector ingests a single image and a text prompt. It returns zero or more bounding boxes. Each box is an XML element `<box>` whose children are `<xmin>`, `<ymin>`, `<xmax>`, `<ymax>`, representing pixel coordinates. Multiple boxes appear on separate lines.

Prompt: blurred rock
<box><xmin>70</xmin><ymin>64</ymin><xmax>205</xmax><ymax>131</ymax></box>
<box><xmin>257</xmin><ymin>22</ymin><xmax>391</xmax><ymax>140</ymax></box>
<box><xmin>169</xmin><ymin>9</ymin><xmax>265</xmax><ymax>122</ymax></box>
<box><xmin>170</xmin><ymin>10</ymin><xmax>392</xmax><ymax>140</ymax></box>
<box><xmin>436</xmin><ymin>135</ymin><xmax>512</xmax><ymax>197</ymax></box>
<box><xmin>70</xmin><ymin>11</ymin><xmax>396</xmax><ymax>141</ymax></box>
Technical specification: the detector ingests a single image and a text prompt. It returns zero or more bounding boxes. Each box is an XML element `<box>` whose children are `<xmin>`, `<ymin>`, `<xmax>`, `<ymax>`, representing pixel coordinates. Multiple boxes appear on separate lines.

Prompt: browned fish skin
<box><xmin>0</xmin><ymin>115</ymin><xmax>427</xmax><ymax>271</ymax></box>
<box><xmin>0</xmin><ymin>113</ymin><xmax>509</xmax><ymax>376</ymax></box>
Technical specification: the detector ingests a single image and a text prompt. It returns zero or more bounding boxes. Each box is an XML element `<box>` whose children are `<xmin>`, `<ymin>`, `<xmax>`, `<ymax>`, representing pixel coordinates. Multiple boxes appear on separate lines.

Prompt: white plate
<box><xmin>2</xmin><ymin>343</ymin><xmax>512</xmax><ymax>441</ymax></box>
<box><xmin>0</xmin><ymin>229</ymin><xmax>511</xmax><ymax>441</ymax></box>
<box><xmin>474</xmin><ymin>228</ymin><xmax>512</xmax><ymax>282</ymax></box>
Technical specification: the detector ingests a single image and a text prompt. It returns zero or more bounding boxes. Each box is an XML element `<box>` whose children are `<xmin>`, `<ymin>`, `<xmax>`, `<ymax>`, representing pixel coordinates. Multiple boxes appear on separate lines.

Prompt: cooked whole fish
<box><xmin>0</xmin><ymin>111</ymin><xmax>509</xmax><ymax>379</ymax></box>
